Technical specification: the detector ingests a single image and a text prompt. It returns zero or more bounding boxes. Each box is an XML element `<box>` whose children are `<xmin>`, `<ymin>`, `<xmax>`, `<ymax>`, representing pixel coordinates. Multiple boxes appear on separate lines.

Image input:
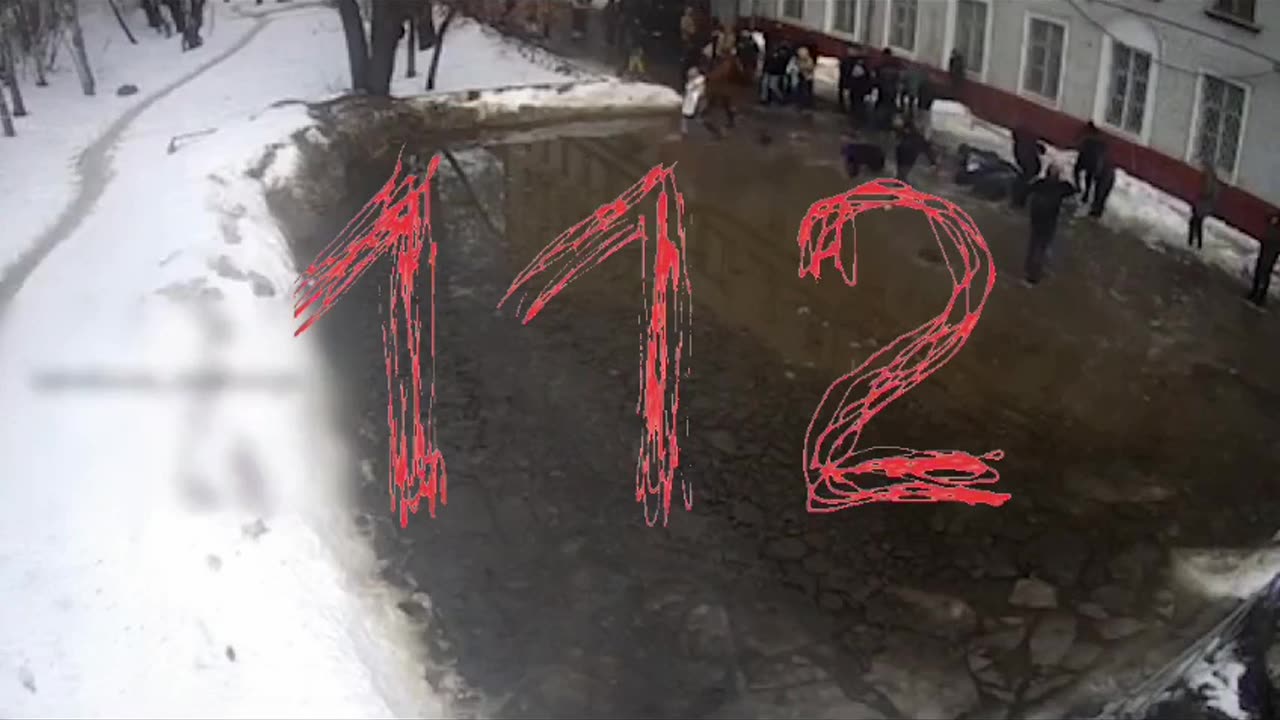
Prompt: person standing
<box><xmin>680</xmin><ymin>66</ymin><xmax>707</xmax><ymax>136</ymax></box>
<box><xmin>901</xmin><ymin>63</ymin><xmax>924</xmax><ymax>115</ymax></box>
<box><xmin>1011</xmin><ymin>124</ymin><xmax>1045</xmax><ymax>208</ymax></box>
<box><xmin>874</xmin><ymin>48</ymin><xmax>901</xmax><ymax>130</ymax></box>
<box><xmin>1088</xmin><ymin>151</ymin><xmax>1116</xmax><ymax>219</ymax></box>
<box><xmin>1023</xmin><ymin>164</ymin><xmax>1078</xmax><ymax>286</ymax></box>
<box><xmin>947</xmin><ymin>49</ymin><xmax>966</xmax><ymax>96</ymax></box>
<box><xmin>760</xmin><ymin>41</ymin><xmax>787</xmax><ymax>105</ymax></box>
<box><xmin>894</xmin><ymin>121</ymin><xmax>936</xmax><ymax>183</ymax></box>
<box><xmin>1074</xmin><ymin>121</ymin><xmax>1106</xmax><ymax>204</ymax></box>
<box><xmin>794</xmin><ymin>46</ymin><xmax>816</xmax><ymax>109</ymax></box>
<box><xmin>1188</xmin><ymin>161</ymin><xmax>1220</xmax><ymax>251</ymax></box>
<box><xmin>1247</xmin><ymin>213</ymin><xmax>1280</xmax><ymax>308</ymax></box>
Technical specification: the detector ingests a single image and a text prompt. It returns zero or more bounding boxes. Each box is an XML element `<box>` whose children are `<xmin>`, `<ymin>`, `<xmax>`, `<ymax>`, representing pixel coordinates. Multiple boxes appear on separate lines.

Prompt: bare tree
<box><xmin>66</xmin><ymin>0</ymin><xmax>93</xmax><ymax>96</ymax></box>
<box><xmin>425</xmin><ymin>2</ymin><xmax>456</xmax><ymax>90</ymax></box>
<box><xmin>0</xmin><ymin>37</ymin><xmax>25</xmax><ymax>116</ymax></box>
<box><xmin>335</xmin><ymin>0</ymin><xmax>465</xmax><ymax>96</ymax></box>
<box><xmin>335</xmin><ymin>0</ymin><xmax>370</xmax><ymax>92</ymax></box>
<box><xmin>0</xmin><ymin>78</ymin><xmax>13</xmax><ymax>136</ymax></box>
<box><xmin>404</xmin><ymin>13</ymin><xmax>415</xmax><ymax>78</ymax></box>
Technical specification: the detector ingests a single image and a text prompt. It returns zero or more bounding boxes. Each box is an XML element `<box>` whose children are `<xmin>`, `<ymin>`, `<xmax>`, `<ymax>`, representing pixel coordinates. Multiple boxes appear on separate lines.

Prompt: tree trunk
<box><xmin>1</xmin><ymin>36</ymin><xmax>28</xmax><ymax>116</ymax></box>
<box><xmin>425</xmin><ymin>4</ymin><xmax>456</xmax><ymax>90</ymax></box>
<box><xmin>405</xmin><ymin>16</ymin><xmax>416</xmax><ymax>77</ymax></box>
<box><xmin>14</xmin><ymin>0</ymin><xmax>49</xmax><ymax>86</ymax></box>
<box><xmin>335</xmin><ymin>0</ymin><xmax>370</xmax><ymax>92</ymax></box>
<box><xmin>365</xmin><ymin>0</ymin><xmax>408</xmax><ymax>96</ymax></box>
<box><xmin>67</xmin><ymin>0</ymin><xmax>95</xmax><ymax>96</ymax></box>
<box><xmin>0</xmin><ymin>85</ymin><xmax>14</xmax><ymax>137</ymax></box>
<box><xmin>418</xmin><ymin>1</ymin><xmax>435</xmax><ymax>49</ymax></box>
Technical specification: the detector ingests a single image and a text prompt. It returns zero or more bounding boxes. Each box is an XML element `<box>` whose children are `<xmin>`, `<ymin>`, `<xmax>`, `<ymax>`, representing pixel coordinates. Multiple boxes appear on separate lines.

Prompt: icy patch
<box><xmin>1171</xmin><ymin>545</ymin><xmax>1280</xmax><ymax>601</ymax></box>
<box><xmin>434</xmin><ymin>78</ymin><xmax>680</xmax><ymax>118</ymax></box>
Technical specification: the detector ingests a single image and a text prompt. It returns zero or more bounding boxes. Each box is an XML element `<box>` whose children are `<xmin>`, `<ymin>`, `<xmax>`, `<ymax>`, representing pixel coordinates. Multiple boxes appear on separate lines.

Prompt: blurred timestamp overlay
<box><xmin>29</xmin><ymin>369</ymin><xmax>301</xmax><ymax>393</ymax></box>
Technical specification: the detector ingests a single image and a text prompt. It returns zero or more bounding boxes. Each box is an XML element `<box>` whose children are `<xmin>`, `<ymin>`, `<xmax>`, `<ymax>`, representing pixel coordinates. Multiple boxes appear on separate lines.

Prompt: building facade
<box><xmin>726</xmin><ymin>0</ymin><xmax>1279</xmax><ymax>241</ymax></box>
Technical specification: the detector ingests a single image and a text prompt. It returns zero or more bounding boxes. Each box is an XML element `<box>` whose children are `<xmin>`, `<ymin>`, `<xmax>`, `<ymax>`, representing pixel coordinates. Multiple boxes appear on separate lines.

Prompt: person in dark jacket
<box><xmin>1011</xmin><ymin>123</ymin><xmax>1046</xmax><ymax>208</ymax></box>
<box><xmin>1088</xmin><ymin>151</ymin><xmax>1116</xmax><ymax>219</ymax></box>
<box><xmin>1074</xmin><ymin>121</ymin><xmax>1107</xmax><ymax>204</ymax></box>
<box><xmin>837</xmin><ymin>45</ymin><xmax>860</xmax><ymax>111</ymax></box>
<box><xmin>895</xmin><ymin>122</ymin><xmax>936</xmax><ymax>183</ymax></box>
<box><xmin>1247</xmin><ymin>213</ymin><xmax>1280</xmax><ymax>307</ymax></box>
<box><xmin>761</xmin><ymin>43</ymin><xmax>789</xmax><ymax>105</ymax></box>
<box><xmin>842</xmin><ymin>136</ymin><xmax>887</xmax><ymax>178</ymax></box>
<box><xmin>1024</xmin><ymin>165</ymin><xmax>1077</xmax><ymax>286</ymax></box>
<box><xmin>875</xmin><ymin>48</ymin><xmax>901</xmax><ymax>130</ymax></box>
<box><xmin>947</xmin><ymin>49</ymin><xmax>966</xmax><ymax>95</ymax></box>
<box><xmin>1188</xmin><ymin>161</ymin><xmax>1221</xmax><ymax>250</ymax></box>
<box><xmin>841</xmin><ymin>52</ymin><xmax>873</xmax><ymax>127</ymax></box>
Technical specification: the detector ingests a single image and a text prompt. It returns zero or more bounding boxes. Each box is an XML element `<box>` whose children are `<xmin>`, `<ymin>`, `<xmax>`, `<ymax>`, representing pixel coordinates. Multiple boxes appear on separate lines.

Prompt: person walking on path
<box><xmin>1188</xmin><ymin>161</ymin><xmax>1221</xmax><ymax>251</ymax></box>
<box><xmin>680</xmin><ymin>65</ymin><xmax>707</xmax><ymax>137</ymax></box>
<box><xmin>1023</xmin><ymin>164</ymin><xmax>1078</xmax><ymax>286</ymax></box>
<box><xmin>1247</xmin><ymin>213</ymin><xmax>1280</xmax><ymax>308</ymax></box>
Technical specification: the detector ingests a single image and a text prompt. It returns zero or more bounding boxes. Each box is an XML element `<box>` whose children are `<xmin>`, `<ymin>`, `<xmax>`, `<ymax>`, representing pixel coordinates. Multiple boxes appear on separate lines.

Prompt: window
<box><xmin>834</xmin><ymin>0</ymin><xmax>857</xmax><ymax>34</ymax></box>
<box><xmin>1021</xmin><ymin>16</ymin><xmax>1067</xmax><ymax>102</ymax></box>
<box><xmin>888</xmin><ymin>0</ymin><xmax>918</xmax><ymax>52</ymax></box>
<box><xmin>1104</xmin><ymin>41</ymin><xmax>1152</xmax><ymax>135</ymax></box>
<box><xmin>954</xmin><ymin>0</ymin><xmax>988</xmax><ymax>76</ymax></box>
<box><xmin>1193</xmin><ymin>74</ymin><xmax>1247</xmax><ymax>177</ymax></box>
<box><xmin>782</xmin><ymin>0</ymin><xmax>803</xmax><ymax>20</ymax></box>
<box><xmin>1208</xmin><ymin>0</ymin><xmax>1256</xmax><ymax>24</ymax></box>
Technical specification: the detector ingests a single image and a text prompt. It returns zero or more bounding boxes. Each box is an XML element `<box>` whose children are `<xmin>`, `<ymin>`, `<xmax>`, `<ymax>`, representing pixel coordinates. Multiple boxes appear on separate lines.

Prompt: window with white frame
<box><xmin>888</xmin><ymin>0</ymin><xmax>918</xmax><ymax>52</ymax></box>
<box><xmin>1103</xmin><ymin>41</ymin><xmax>1152</xmax><ymax>136</ymax></box>
<box><xmin>833</xmin><ymin>0</ymin><xmax>857</xmax><ymax>34</ymax></box>
<box><xmin>782</xmin><ymin>0</ymin><xmax>803</xmax><ymax>20</ymax></box>
<box><xmin>954</xmin><ymin>0</ymin><xmax>988</xmax><ymax>76</ymax></box>
<box><xmin>1193</xmin><ymin>74</ymin><xmax>1247</xmax><ymax>177</ymax></box>
<box><xmin>1021</xmin><ymin>16</ymin><xmax>1067</xmax><ymax>102</ymax></box>
<box><xmin>1209</xmin><ymin>0</ymin><xmax>1256</xmax><ymax>24</ymax></box>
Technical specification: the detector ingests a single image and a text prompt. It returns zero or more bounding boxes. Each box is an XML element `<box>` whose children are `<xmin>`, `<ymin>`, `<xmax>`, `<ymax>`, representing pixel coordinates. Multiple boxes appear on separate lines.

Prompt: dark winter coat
<box><xmin>1028</xmin><ymin>178</ymin><xmax>1078</xmax><ymax>233</ymax></box>
<box><xmin>1013</xmin><ymin>125</ymin><xmax>1045</xmax><ymax>176</ymax></box>
<box><xmin>1193</xmin><ymin>171</ymin><xmax>1221</xmax><ymax>217</ymax></box>
<box><xmin>895</xmin><ymin>129</ymin><xmax>936</xmax><ymax>169</ymax></box>
<box><xmin>1077</xmin><ymin>133</ymin><xmax>1106</xmax><ymax>175</ymax></box>
<box><xmin>843</xmin><ymin>142</ymin><xmax>887</xmax><ymax>176</ymax></box>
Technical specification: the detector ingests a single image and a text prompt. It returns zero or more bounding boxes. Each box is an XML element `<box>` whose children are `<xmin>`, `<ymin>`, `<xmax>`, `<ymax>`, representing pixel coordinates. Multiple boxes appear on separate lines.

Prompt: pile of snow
<box><xmin>0</xmin><ymin>0</ymin><xmax>677</xmax><ymax>716</ymax></box>
<box><xmin>444</xmin><ymin>78</ymin><xmax>679</xmax><ymax>117</ymax></box>
<box><xmin>930</xmin><ymin>100</ymin><xmax>1269</xmax><ymax>290</ymax></box>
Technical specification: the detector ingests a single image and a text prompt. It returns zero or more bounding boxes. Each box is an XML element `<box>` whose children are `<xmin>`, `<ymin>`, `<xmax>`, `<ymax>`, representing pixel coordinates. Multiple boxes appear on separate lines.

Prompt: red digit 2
<box><xmin>499</xmin><ymin>165</ymin><xmax>692</xmax><ymax>527</ymax></box>
<box><xmin>796</xmin><ymin>178</ymin><xmax>1008</xmax><ymax>512</ymax></box>
<box><xmin>294</xmin><ymin>154</ymin><xmax>447</xmax><ymax>528</ymax></box>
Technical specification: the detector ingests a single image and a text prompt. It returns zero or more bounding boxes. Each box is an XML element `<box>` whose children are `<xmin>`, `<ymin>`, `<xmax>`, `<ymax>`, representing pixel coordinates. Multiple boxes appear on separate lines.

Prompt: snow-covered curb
<box><xmin>928</xmin><ymin>100</ymin><xmax>1270</xmax><ymax>292</ymax></box>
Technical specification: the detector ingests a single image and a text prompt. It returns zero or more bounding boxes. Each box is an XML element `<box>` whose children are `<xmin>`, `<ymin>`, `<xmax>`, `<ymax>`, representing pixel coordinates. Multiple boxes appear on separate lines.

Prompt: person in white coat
<box><xmin>681</xmin><ymin>66</ymin><xmax>707</xmax><ymax>136</ymax></box>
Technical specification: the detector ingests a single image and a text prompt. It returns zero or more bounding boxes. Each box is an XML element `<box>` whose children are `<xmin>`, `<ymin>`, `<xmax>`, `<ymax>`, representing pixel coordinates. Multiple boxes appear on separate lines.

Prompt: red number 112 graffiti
<box><xmin>294</xmin><ymin>156</ymin><xmax>1008</xmax><ymax>529</ymax></box>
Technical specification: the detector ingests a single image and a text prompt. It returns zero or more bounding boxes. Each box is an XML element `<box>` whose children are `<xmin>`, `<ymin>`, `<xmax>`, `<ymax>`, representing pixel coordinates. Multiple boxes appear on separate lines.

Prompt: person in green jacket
<box><xmin>1188</xmin><ymin>161</ymin><xmax>1220</xmax><ymax>251</ymax></box>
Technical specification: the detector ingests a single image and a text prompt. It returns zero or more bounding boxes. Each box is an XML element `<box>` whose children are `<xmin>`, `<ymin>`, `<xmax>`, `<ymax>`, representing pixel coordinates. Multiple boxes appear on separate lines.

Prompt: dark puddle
<box><xmin>277</xmin><ymin>117</ymin><xmax>1280</xmax><ymax>718</ymax></box>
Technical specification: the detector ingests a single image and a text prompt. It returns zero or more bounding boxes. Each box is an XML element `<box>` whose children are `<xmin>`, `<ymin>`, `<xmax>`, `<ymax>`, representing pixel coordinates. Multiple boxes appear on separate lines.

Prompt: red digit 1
<box><xmin>294</xmin><ymin>154</ymin><xmax>447</xmax><ymax>528</ymax></box>
<box><xmin>499</xmin><ymin>165</ymin><xmax>692</xmax><ymax>527</ymax></box>
<box><xmin>797</xmin><ymin>178</ymin><xmax>1008</xmax><ymax>512</ymax></box>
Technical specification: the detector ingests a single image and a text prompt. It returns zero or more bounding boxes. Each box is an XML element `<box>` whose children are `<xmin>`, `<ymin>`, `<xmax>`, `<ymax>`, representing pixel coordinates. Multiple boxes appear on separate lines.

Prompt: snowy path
<box><xmin>0</xmin><ymin>2</ymin><xmax>327</xmax><ymax>321</ymax></box>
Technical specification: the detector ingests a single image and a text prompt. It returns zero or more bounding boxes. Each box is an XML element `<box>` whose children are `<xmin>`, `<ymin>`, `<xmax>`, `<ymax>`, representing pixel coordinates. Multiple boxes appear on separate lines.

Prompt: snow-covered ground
<box><xmin>0</xmin><ymin>1</ymin><xmax>675</xmax><ymax>716</ymax></box>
